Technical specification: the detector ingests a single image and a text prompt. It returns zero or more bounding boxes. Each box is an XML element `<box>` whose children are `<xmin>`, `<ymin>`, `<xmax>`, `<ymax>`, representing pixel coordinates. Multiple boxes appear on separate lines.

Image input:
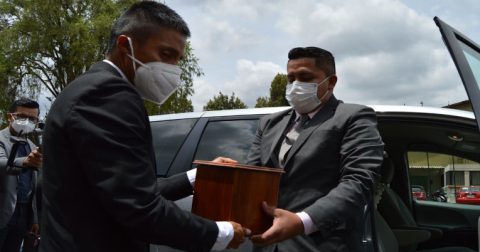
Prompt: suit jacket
<box><xmin>40</xmin><ymin>62</ymin><xmax>218</xmax><ymax>252</ymax></box>
<box><xmin>246</xmin><ymin>95</ymin><xmax>384</xmax><ymax>252</ymax></box>
<box><xmin>0</xmin><ymin>127</ymin><xmax>38</xmax><ymax>230</ymax></box>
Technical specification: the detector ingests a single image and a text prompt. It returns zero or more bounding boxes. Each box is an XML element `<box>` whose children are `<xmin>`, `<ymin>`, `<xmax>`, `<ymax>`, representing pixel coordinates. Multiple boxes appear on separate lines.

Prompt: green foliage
<box><xmin>0</xmin><ymin>0</ymin><xmax>203</xmax><ymax>118</ymax></box>
<box><xmin>0</xmin><ymin>0</ymin><xmax>137</xmax><ymax>121</ymax></box>
<box><xmin>255</xmin><ymin>73</ymin><xmax>289</xmax><ymax>108</ymax></box>
<box><xmin>255</xmin><ymin>96</ymin><xmax>268</xmax><ymax>108</ymax></box>
<box><xmin>145</xmin><ymin>41</ymin><xmax>203</xmax><ymax>115</ymax></box>
<box><xmin>203</xmin><ymin>92</ymin><xmax>248</xmax><ymax>111</ymax></box>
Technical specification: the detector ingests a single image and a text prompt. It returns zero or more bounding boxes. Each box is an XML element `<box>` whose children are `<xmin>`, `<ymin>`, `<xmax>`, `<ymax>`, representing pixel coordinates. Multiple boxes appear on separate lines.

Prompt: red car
<box><xmin>457</xmin><ymin>187</ymin><xmax>480</xmax><ymax>205</ymax></box>
<box><xmin>411</xmin><ymin>185</ymin><xmax>426</xmax><ymax>200</ymax></box>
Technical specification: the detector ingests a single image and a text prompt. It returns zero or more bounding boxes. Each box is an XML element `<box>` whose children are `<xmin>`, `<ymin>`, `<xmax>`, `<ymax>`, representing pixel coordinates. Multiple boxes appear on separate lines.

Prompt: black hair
<box><xmin>288</xmin><ymin>47</ymin><xmax>336</xmax><ymax>76</ymax></box>
<box><xmin>107</xmin><ymin>1</ymin><xmax>190</xmax><ymax>54</ymax></box>
<box><xmin>10</xmin><ymin>99</ymin><xmax>40</xmax><ymax>115</ymax></box>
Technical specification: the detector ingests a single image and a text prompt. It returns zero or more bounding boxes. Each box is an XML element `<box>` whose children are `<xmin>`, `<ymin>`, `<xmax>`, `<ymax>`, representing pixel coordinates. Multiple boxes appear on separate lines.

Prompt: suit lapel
<box><xmin>284</xmin><ymin>95</ymin><xmax>340</xmax><ymax>166</ymax></box>
<box><xmin>268</xmin><ymin>109</ymin><xmax>295</xmax><ymax>168</ymax></box>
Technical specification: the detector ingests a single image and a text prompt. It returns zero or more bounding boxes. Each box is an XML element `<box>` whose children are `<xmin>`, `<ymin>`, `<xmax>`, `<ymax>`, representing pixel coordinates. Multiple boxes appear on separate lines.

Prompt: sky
<box><xmin>31</xmin><ymin>0</ymin><xmax>480</xmax><ymax>117</ymax></box>
<box><xmin>153</xmin><ymin>0</ymin><xmax>480</xmax><ymax>113</ymax></box>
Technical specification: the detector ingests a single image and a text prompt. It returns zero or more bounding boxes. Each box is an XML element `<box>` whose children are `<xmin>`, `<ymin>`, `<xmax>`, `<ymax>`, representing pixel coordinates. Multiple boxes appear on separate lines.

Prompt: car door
<box><xmin>152</xmin><ymin>114</ymin><xmax>263</xmax><ymax>252</ymax></box>
<box><xmin>408</xmin><ymin>17</ymin><xmax>480</xmax><ymax>251</ymax></box>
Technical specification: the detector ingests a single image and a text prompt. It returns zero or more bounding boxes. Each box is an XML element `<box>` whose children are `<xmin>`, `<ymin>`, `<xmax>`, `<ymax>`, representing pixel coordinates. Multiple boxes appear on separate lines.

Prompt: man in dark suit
<box><xmin>248</xmin><ymin>47</ymin><xmax>384</xmax><ymax>251</ymax></box>
<box><xmin>0</xmin><ymin>99</ymin><xmax>42</xmax><ymax>252</ymax></box>
<box><xmin>40</xmin><ymin>2</ymin><xmax>247</xmax><ymax>252</ymax></box>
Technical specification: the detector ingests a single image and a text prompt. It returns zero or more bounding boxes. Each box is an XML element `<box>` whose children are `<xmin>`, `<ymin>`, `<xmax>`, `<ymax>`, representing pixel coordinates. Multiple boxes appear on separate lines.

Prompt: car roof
<box><xmin>149</xmin><ymin>105</ymin><xmax>475</xmax><ymax>122</ymax></box>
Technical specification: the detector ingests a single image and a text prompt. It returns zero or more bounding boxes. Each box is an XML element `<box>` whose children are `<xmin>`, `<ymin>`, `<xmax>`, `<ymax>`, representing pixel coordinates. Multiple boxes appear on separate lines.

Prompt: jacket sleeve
<box><xmin>156</xmin><ymin>172</ymin><xmax>193</xmax><ymax>202</ymax></box>
<box><xmin>67</xmin><ymin>81</ymin><xmax>218</xmax><ymax>252</ymax></box>
<box><xmin>303</xmin><ymin>106</ymin><xmax>384</xmax><ymax>237</ymax></box>
<box><xmin>0</xmin><ymin>134</ymin><xmax>26</xmax><ymax>175</ymax></box>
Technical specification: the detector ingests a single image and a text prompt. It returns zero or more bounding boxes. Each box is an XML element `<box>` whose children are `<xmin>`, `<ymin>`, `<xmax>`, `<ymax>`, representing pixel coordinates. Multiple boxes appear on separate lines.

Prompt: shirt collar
<box><xmin>294</xmin><ymin>106</ymin><xmax>322</xmax><ymax>122</ymax></box>
<box><xmin>103</xmin><ymin>60</ymin><xmax>128</xmax><ymax>81</ymax></box>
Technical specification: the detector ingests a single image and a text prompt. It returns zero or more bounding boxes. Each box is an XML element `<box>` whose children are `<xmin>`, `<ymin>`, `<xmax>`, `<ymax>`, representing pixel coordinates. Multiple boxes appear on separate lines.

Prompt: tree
<box><xmin>145</xmin><ymin>41</ymin><xmax>203</xmax><ymax>115</ymax></box>
<box><xmin>0</xmin><ymin>0</ymin><xmax>203</xmax><ymax>119</ymax></box>
<box><xmin>203</xmin><ymin>92</ymin><xmax>247</xmax><ymax>111</ymax></box>
<box><xmin>255</xmin><ymin>73</ymin><xmax>289</xmax><ymax>108</ymax></box>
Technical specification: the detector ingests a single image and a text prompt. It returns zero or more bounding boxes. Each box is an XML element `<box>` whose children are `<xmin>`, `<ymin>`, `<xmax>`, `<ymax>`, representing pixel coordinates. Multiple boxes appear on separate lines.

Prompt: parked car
<box><xmin>457</xmin><ymin>187</ymin><xmax>480</xmax><ymax>205</ymax></box>
<box><xmin>151</xmin><ymin>17</ymin><xmax>480</xmax><ymax>251</ymax></box>
<box><xmin>411</xmin><ymin>185</ymin><xmax>427</xmax><ymax>200</ymax></box>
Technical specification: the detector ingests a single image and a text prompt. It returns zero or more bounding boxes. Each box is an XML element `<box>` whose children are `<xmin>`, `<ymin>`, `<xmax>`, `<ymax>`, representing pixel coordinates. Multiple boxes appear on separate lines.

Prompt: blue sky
<box><xmin>160</xmin><ymin>0</ymin><xmax>480</xmax><ymax>112</ymax></box>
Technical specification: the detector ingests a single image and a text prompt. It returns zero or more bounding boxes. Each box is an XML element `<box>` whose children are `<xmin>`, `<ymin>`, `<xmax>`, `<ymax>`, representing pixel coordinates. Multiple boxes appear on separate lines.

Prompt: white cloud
<box><xmin>191</xmin><ymin>59</ymin><xmax>286</xmax><ymax>111</ymax></box>
<box><xmin>191</xmin><ymin>79</ymin><xmax>219</xmax><ymax>112</ymax></box>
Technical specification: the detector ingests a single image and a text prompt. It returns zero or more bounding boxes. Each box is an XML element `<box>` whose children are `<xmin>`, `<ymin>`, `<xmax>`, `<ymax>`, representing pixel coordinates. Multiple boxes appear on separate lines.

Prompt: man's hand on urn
<box><xmin>23</xmin><ymin>147</ymin><xmax>42</xmax><ymax>168</ymax></box>
<box><xmin>212</xmin><ymin>157</ymin><xmax>238</xmax><ymax>164</ymax></box>
<box><xmin>226</xmin><ymin>221</ymin><xmax>251</xmax><ymax>249</ymax></box>
<box><xmin>249</xmin><ymin>202</ymin><xmax>304</xmax><ymax>247</ymax></box>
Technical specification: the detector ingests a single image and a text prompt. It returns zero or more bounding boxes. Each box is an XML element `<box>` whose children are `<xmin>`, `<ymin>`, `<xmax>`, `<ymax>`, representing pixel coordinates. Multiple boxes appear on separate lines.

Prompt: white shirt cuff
<box><xmin>186</xmin><ymin>168</ymin><xmax>197</xmax><ymax>188</ymax></box>
<box><xmin>211</xmin><ymin>221</ymin><xmax>234</xmax><ymax>250</ymax></box>
<box><xmin>296</xmin><ymin>212</ymin><xmax>319</xmax><ymax>235</ymax></box>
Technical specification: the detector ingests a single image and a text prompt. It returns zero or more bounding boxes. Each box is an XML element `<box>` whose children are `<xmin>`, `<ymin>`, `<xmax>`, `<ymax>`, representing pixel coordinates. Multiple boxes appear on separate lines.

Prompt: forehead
<box><xmin>15</xmin><ymin>106</ymin><xmax>39</xmax><ymax>116</ymax></box>
<box><xmin>287</xmin><ymin>58</ymin><xmax>324</xmax><ymax>75</ymax></box>
<box><xmin>287</xmin><ymin>58</ymin><xmax>317</xmax><ymax>72</ymax></box>
<box><xmin>145</xmin><ymin>28</ymin><xmax>187</xmax><ymax>55</ymax></box>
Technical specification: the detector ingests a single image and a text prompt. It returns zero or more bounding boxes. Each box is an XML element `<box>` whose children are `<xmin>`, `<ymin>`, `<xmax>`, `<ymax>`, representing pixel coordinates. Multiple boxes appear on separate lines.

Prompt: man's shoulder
<box><xmin>69</xmin><ymin>61</ymin><xmax>129</xmax><ymax>89</ymax></box>
<box><xmin>337</xmin><ymin>102</ymin><xmax>375</xmax><ymax>114</ymax></box>
<box><xmin>0</xmin><ymin>128</ymin><xmax>11</xmax><ymax>141</ymax></box>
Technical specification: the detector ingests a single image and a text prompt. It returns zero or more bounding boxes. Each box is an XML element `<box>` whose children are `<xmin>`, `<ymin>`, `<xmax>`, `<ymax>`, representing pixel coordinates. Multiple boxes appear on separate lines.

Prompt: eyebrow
<box><xmin>287</xmin><ymin>70</ymin><xmax>316</xmax><ymax>78</ymax></box>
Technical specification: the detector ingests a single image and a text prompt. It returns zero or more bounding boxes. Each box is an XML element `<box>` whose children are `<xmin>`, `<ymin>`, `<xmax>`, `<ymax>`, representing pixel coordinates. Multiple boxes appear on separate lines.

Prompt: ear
<box><xmin>116</xmin><ymin>35</ymin><xmax>132</xmax><ymax>54</ymax></box>
<box><xmin>328</xmin><ymin>75</ymin><xmax>338</xmax><ymax>90</ymax></box>
<box><xmin>7</xmin><ymin>113</ymin><xmax>13</xmax><ymax>123</ymax></box>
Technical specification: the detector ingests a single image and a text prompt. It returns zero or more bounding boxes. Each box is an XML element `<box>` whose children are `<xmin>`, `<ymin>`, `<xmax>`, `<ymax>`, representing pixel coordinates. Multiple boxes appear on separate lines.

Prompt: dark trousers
<box><xmin>0</xmin><ymin>203</ymin><xmax>29</xmax><ymax>252</ymax></box>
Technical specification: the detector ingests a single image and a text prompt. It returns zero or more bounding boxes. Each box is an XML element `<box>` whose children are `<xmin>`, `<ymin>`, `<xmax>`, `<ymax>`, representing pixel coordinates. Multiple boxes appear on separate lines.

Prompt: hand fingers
<box><xmin>212</xmin><ymin>157</ymin><xmax>238</xmax><ymax>164</ymax></box>
<box><xmin>243</xmin><ymin>227</ymin><xmax>252</xmax><ymax>237</ymax></box>
<box><xmin>31</xmin><ymin>150</ymin><xmax>42</xmax><ymax>158</ymax></box>
<box><xmin>250</xmin><ymin>229</ymin><xmax>279</xmax><ymax>248</ymax></box>
<box><xmin>261</xmin><ymin>201</ymin><xmax>276</xmax><ymax>217</ymax></box>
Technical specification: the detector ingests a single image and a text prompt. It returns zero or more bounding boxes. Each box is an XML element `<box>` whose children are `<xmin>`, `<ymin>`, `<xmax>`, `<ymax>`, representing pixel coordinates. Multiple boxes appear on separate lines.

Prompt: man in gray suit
<box><xmin>248</xmin><ymin>47</ymin><xmax>384</xmax><ymax>251</ymax></box>
<box><xmin>0</xmin><ymin>99</ymin><xmax>42</xmax><ymax>252</ymax></box>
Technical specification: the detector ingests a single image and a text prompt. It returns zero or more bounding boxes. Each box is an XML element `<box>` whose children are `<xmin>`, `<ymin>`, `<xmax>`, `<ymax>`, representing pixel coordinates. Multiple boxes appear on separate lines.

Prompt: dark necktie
<box><xmin>278</xmin><ymin>114</ymin><xmax>310</xmax><ymax>168</ymax></box>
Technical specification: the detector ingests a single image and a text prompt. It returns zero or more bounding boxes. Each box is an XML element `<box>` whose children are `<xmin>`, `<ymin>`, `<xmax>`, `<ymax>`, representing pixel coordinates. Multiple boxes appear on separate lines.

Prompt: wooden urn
<box><xmin>191</xmin><ymin>160</ymin><xmax>284</xmax><ymax>234</ymax></box>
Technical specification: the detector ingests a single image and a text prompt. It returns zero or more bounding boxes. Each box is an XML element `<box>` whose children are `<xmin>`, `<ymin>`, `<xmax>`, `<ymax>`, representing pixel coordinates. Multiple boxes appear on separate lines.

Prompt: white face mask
<box><xmin>126</xmin><ymin>37</ymin><xmax>182</xmax><ymax>105</ymax></box>
<box><xmin>285</xmin><ymin>76</ymin><xmax>331</xmax><ymax>114</ymax></box>
<box><xmin>10</xmin><ymin>117</ymin><xmax>36</xmax><ymax>135</ymax></box>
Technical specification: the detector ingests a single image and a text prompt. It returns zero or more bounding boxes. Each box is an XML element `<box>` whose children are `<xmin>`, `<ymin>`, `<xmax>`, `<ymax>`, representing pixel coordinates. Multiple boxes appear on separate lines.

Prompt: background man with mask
<box><xmin>0</xmin><ymin>99</ymin><xmax>42</xmax><ymax>252</ymax></box>
<box><xmin>246</xmin><ymin>47</ymin><xmax>384</xmax><ymax>252</ymax></box>
<box><xmin>40</xmin><ymin>2</ymin><xmax>248</xmax><ymax>252</ymax></box>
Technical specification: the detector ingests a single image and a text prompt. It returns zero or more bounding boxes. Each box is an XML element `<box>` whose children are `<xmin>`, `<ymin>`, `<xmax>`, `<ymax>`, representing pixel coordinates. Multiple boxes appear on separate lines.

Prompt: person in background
<box><xmin>0</xmin><ymin>99</ymin><xmax>42</xmax><ymax>252</ymax></box>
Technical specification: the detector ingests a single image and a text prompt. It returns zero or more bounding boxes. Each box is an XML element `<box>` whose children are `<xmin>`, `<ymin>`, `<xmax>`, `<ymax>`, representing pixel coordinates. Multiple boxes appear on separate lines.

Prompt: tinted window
<box><xmin>151</xmin><ymin>119</ymin><xmax>197</xmax><ymax>175</ymax></box>
<box><xmin>412</xmin><ymin>187</ymin><xmax>423</xmax><ymax>192</ymax></box>
<box><xmin>193</xmin><ymin>120</ymin><xmax>258</xmax><ymax>165</ymax></box>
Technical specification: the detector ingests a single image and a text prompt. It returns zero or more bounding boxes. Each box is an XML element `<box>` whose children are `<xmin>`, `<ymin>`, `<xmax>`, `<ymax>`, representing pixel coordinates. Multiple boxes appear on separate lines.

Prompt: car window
<box><xmin>459</xmin><ymin>40</ymin><xmax>480</xmax><ymax>89</ymax></box>
<box><xmin>151</xmin><ymin>119</ymin><xmax>197</xmax><ymax>176</ymax></box>
<box><xmin>193</xmin><ymin>119</ymin><xmax>259</xmax><ymax>166</ymax></box>
<box><xmin>412</xmin><ymin>187</ymin><xmax>422</xmax><ymax>192</ymax></box>
<box><xmin>408</xmin><ymin>151</ymin><xmax>480</xmax><ymax>205</ymax></box>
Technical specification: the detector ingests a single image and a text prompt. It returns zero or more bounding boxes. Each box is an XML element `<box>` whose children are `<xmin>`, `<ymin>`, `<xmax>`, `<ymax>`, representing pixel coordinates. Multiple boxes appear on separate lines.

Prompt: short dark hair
<box><xmin>288</xmin><ymin>47</ymin><xmax>336</xmax><ymax>76</ymax></box>
<box><xmin>107</xmin><ymin>1</ymin><xmax>191</xmax><ymax>54</ymax></box>
<box><xmin>10</xmin><ymin>99</ymin><xmax>40</xmax><ymax>115</ymax></box>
